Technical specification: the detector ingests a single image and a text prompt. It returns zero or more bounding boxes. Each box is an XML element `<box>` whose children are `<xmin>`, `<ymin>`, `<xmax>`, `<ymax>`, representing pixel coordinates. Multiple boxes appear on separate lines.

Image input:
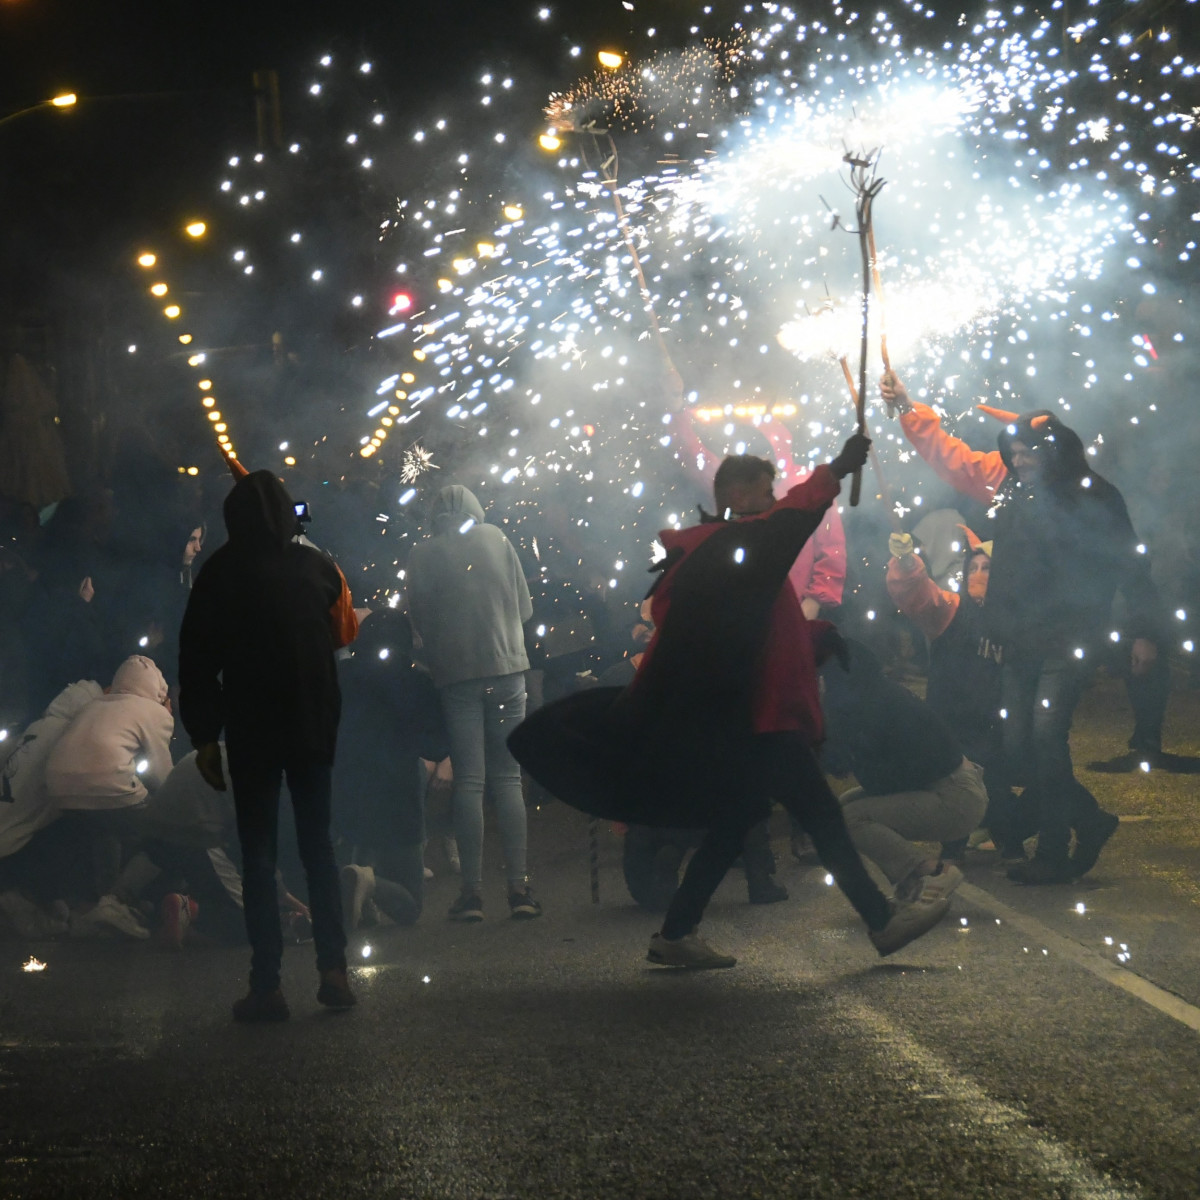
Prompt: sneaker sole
<box><xmin>449</xmin><ymin>911</ymin><xmax>484</xmax><ymax>923</ymax></box>
<box><xmin>646</xmin><ymin>951</ymin><xmax>737</xmax><ymax>969</ymax></box>
<box><xmin>510</xmin><ymin>910</ymin><xmax>542</xmax><ymax>920</ymax></box>
<box><xmin>871</xmin><ymin>897</ymin><xmax>951</xmax><ymax>957</ymax></box>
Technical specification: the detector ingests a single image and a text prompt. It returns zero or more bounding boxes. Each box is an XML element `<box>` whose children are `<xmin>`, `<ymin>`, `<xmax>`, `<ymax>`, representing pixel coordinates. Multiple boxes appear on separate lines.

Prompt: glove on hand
<box><xmin>830</xmin><ymin>432</ymin><xmax>871</xmax><ymax>480</ymax></box>
<box><xmin>888</xmin><ymin>532</ymin><xmax>915</xmax><ymax>559</ymax></box>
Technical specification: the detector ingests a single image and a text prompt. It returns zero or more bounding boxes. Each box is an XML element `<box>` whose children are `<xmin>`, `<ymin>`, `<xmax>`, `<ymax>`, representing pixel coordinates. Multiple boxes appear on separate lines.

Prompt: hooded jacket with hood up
<box><xmin>900</xmin><ymin>403</ymin><xmax>1163</xmax><ymax>660</ymax></box>
<box><xmin>0</xmin><ymin>679</ymin><xmax>104</xmax><ymax>857</ymax></box>
<box><xmin>508</xmin><ymin>466</ymin><xmax>841</xmax><ymax>828</ymax></box>
<box><xmin>179</xmin><ymin>470</ymin><xmax>357</xmax><ymax>763</ymax></box>
<box><xmin>45</xmin><ymin>656</ymin><xmax>174</xmax><ymax>810</ymax></box>
<box><xmin>405</xmin><ymin>485</ymin><xmax>532</xmax><ymax>689</ymax></box>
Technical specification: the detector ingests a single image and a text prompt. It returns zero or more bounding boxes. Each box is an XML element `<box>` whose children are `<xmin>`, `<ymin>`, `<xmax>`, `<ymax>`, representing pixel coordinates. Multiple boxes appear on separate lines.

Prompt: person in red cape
<box><xmin>510</xmin><ymin>431</ymin><xmax>954</xmax><ymax>967</ymax></box>
<box><xmin>179</xmin><ymin>453</ymin><xmax>359</xmax><ymax>1020</ymax></box>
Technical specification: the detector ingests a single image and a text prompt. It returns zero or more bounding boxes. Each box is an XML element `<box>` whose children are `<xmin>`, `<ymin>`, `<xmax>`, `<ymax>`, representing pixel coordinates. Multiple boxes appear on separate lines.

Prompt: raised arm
<box><xmin>885</xmin><ymin>533</ymin><xmax>959</xmax><ymax>640</ymax></box>
<box><xmin>882</xmin><ymin>373</ymin><xmax>1008</xmax><ymax>507</ymax></box>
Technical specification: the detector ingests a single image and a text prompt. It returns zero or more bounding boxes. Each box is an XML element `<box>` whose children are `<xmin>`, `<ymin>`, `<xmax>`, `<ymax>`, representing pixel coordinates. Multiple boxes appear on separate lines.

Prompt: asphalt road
<box><xmin>2</xmin><ymin>673</ymin><xmax>1200</xmax><ymax>1199</ymax></box>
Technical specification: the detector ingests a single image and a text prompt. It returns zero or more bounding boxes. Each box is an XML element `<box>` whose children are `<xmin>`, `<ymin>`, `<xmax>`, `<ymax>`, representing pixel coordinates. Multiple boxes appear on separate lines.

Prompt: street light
<box><xmin>0</xmin><ymin>91</ymin><xmax>79</xmax><ymax>128</ymax></box>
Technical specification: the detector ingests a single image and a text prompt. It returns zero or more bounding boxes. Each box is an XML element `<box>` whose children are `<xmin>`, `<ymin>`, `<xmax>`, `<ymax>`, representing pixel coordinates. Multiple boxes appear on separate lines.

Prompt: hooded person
<box><xmin>511</xmin><ymin>432</ymin><xmax>955</xmax><ymax>967</ymax></box>
<box><xmin>405</xmin><ymin>484</ymin><xmax>538</xmax><ymax>922</ymax></box>
<box><xmin>881</xmin><ymin>373</ymin><xmax>1166</xmax><ymax>883</ymax></box>
<box><xmin>179</xmin><ymin>464</ymin><xmax>359</xmax><ymax>1021</ymax></box>
<box><xmin>46</xmin><ymin>656</ymin><xmax>174</xmax><ymax>809</ymax></box>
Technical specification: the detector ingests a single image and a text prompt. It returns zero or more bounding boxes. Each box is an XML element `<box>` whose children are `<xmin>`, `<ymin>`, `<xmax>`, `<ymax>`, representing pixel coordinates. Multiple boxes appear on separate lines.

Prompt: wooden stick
<box><xmin>839</xmin><ymin>356</ymin><xmax>903</xmax><ymax>533</ymax></box>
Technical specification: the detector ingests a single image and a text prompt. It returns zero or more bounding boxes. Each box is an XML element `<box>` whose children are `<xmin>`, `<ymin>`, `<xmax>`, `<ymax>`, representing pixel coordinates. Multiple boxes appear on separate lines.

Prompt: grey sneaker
<box><xmin>895</xmin><ymin>861</ymin><xmax>964</xmax><ymax>905</ymax></box>
<box><xmin>647</xmin><ymin>931</ymin><xmax>737</xmax><ymax>969</ymax></box>
<box><xmin>869</xmin><ymin>895</ymin><xmax>951</xmax><ymax>957</ymax></box>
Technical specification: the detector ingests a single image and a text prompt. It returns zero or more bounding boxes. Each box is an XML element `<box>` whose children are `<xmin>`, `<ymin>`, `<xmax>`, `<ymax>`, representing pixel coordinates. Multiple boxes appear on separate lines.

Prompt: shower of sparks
<box><xmin>135</xmin><ymin>1</ymin><xmax>1199</xmax><ymax>621</ymax></box>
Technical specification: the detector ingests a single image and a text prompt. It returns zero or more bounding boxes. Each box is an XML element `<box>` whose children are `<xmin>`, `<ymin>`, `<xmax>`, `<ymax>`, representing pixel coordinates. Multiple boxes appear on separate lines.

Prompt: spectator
<box><xmin>819</xmin><ymin>640</ymin><xmax>987</xmax><ymax>902</ymax></box>
<box><xmin>336</xmin><ymin>609</ymin><xmax>449</xmax><ymax>929</ymax></box>
<box><xmin>180</xmin><ymin>466</ymin><xmax>359</xmax><ymax>1021</ymax></box>
<box><xmin>406</xmin><ymin>485</ymin><xmax>540</xmax><ymax>923</ymax></box>
<box><xmin>43</xmin><ymin>655</ymin><xmax>175</xmax><ymax>938</ymax></box>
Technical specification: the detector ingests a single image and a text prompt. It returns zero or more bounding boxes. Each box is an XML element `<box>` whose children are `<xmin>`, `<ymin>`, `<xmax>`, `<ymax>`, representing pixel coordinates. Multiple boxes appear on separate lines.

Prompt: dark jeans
<box><xmin>1122</xmin><ymin>653</ymin><xmax>1170</xmax><ymax>754</ymax></box>
<box><xmin>228</xmin><ymin>751</ymin><xmax>346</xmax><ymax>993</ymax></box>
<box><xmin>999</xmin><ymin>655</ymin><xmax>1099</xmax><ymax>865</ymax></box>
<box><xmin>661</xmin><ymin>733</ymin><xmax>891</xmax><ymax>940</ymax></box>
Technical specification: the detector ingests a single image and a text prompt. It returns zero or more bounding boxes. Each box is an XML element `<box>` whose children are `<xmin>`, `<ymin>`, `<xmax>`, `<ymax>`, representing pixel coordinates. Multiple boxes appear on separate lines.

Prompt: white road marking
<box><xmin>838</xmin><ymin>994</ymin><xmax>1144</xmax><ymax>1200</ymax></box>
<box><xmin>958</xmin><ymin>882</ymin><xmax>1200</xmax><ymax>1035</ymax></box>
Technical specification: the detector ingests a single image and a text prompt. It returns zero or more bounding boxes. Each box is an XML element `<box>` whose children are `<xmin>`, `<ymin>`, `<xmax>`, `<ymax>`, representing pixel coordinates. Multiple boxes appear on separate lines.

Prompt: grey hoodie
<box><xmin>406</xmin><ymin>486</ymin><xmax>532</xmax><ymax>688</ymax></box>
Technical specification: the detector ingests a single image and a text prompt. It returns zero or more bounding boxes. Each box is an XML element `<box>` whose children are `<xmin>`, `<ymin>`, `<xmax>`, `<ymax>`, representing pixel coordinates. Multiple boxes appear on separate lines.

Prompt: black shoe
<box><xmin>507</xmin><ymin>888</ymin><xmax>543</xmax><ymax>920</ymax></box>
<box><xmin>1071</xmin><ymin>810</ymin><xmax>1120</xmax><ymax>877</ymax></box>
<box><xmin>1007</xmin><ymin>858</ymin><xmax>1074</xmax><ymax>885</ymax></box>
<box><xmin>316</xmin><ymin>968</ymin><xmax>357</xmax><ymax>1010</ymax></box>
<box><xmin>448</xmin><ymin>893</ymin><xmax>484</xmax><ymax>923</ymax></box>
<box><xmin>232</xmin><ymin>988</ymin><xmax>290</xmax><ymax>1023</ymax></box>
<box><xmin>747</xmin><ymin>877</ymin><xmax>789</xmax><ymax>905</ymax></box>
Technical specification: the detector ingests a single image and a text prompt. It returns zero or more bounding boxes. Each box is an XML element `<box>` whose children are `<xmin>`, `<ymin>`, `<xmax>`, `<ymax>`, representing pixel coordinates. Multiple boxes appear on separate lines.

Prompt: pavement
<box><xmin>2</xmin><ymin>672</ymin><xmax>1200</xmax><ymax>1199</ymax></box>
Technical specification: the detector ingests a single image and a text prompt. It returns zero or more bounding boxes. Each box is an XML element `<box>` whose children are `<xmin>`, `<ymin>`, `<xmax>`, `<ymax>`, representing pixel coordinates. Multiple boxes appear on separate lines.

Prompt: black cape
<box><xmin>509</xmin><ymin>498</ymin><xmax>831</xmax><ymax>828</ymax></box>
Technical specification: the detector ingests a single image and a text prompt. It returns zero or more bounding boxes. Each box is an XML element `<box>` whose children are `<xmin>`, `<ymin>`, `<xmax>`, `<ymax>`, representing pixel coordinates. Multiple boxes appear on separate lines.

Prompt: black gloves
<box><xmin>829</xmin><ymin>432</ymin><xmax>872</xmax><ymax>480</ymax></box>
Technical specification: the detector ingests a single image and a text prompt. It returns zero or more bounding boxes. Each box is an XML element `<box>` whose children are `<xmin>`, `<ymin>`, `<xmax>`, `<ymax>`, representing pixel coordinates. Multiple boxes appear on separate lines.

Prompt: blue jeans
<box><xmin>999</xmin><ymin>655</ymin><xmax>1099</xmax><ymax>865</ymax></box>
<box><xmin>439</xmin><ymin>673</ymin><xmax>528</xmax><ymax>892</ymax></box>
<box><xmin>227</xmin><ymin>751</ymin><xmax>346</xmax><ymax>993</ymax></box>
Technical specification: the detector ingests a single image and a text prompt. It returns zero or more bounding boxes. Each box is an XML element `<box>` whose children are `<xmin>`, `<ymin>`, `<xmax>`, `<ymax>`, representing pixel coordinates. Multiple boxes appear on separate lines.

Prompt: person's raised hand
<box><xmin>880</xmin><ymin>371</ymin><xmax>911</xmax><ymax>414</ymax></box>
<box><xmin>888</xmin><ymin>532</ymin><xmax>915</xmax><ymax>559</ymax></box>
<box><xmin>830</xmin><ymin>432</ymin><xmax>871</xmax><ymax>480</ymax></box>
<box><xmin>195</xmin><ymin>742</ymin><xmax>227</xmax><ymax>791</ymax></box>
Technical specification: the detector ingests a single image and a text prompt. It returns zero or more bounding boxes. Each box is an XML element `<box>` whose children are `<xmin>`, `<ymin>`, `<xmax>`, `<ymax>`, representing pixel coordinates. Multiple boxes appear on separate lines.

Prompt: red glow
<box><xmin>1140</xmin><ymin>334</ymin><xmax>1158</xmax><ymax>360</ymax></box>
<box><xmin>391</xmin><ymin>292</ymin><xmax>413</xmax><ymax>313</ymax></box>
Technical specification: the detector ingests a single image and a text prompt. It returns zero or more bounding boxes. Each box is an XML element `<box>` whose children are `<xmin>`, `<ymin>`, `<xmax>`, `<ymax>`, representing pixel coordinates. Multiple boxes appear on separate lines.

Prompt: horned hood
<box><xmin>223</xmin><ymin>470</ymin><xmax>298</xmax><ymax>551</ymax></box>
<box><xmin>996</xmin><ymin>411</ymin><xmax>1089</xmax><ymax>487</ymax></box>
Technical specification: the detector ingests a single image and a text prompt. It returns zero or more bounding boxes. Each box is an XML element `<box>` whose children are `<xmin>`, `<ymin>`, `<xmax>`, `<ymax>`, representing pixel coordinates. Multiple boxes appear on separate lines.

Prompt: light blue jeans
<box><xmin>439</xmin><ymin>672</ymin><xmax>528</xmax><ymax>893</ymax></box>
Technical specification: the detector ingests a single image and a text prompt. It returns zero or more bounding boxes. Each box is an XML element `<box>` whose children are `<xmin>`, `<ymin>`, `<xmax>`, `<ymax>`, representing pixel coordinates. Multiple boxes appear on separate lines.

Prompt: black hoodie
<box><xmin>179</xmin><ymin>471</ymin><xmax>348</xmax><ymax>762</ymax></box>
<box><xmin>983</xmin><ymin>411</ymin><xmax>1163</xmax><ymax>660</ymax></box>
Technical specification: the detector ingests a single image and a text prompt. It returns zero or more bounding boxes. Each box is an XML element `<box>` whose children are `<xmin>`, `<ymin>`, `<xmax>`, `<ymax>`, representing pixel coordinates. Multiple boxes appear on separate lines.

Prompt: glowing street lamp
<box><xmin>0</xmin><ymin>91</ymin><xmax>79</xmax><ymax>128</ymax></box>
<box><xmin>538</xmin><ymin>132</ymin><xmax>562</xmax><ymax>152</ymax></box>
<box><xmin>597</xmin><ymin>51</ymin><xmax>624</xmax><ymax>70</ymax></box>
<box><xmin>184</xmin><ymin>221</ymin><xmax>207</xmax><ymax>238</ymax></box>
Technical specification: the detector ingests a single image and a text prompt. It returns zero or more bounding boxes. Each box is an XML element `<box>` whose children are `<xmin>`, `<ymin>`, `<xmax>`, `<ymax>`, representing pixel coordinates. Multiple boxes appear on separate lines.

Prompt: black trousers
<box><xmin>228</xmin><ymin>750</ymin><xmax>346</xmax><ymax>993</ymax></box>
<box><xmin>661</xmin><ymin>733</ymin><xmax>891</xmax><ymax>940</ymax></box>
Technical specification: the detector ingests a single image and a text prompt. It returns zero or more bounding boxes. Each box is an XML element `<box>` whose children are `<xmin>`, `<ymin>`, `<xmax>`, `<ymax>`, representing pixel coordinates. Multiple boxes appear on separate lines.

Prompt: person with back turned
<box><xmin>179</xmin><ymin>462</ymin><xmax>359</xmax><ymax>1021</ymax></box>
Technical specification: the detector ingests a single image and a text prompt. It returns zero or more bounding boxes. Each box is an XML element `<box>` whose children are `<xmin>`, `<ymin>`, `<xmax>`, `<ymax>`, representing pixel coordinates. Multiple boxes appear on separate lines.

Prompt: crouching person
<box><xmin>44</xmin><ymin>656</ymin><xmax>175</xmax><ymax>938</ymax></box>
<box><xmin>180</xmin><ymin>467</ymin><xmax>359</xmax><ymax>1022</ymax></box>
<box><xmin>820</xmin><ymin>640</ymin><xmax>987</xmax><ymax>904</ymax></box>
<box><xmin>336</xmin><ymin>610</ymin><xmax>449</xmax><ymax>930</ymax></box>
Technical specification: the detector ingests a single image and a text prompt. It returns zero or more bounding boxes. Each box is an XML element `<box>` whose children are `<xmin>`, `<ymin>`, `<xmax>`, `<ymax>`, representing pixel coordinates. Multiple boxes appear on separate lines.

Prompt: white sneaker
<box><xmin>71</xmin><ymin>894</ymin><xmax>150</xmax><ymax>940</ymax></box>
<box><xmin>341</xmin><ymin>865</ymin><xmax>375</xmax><ymax>932</ymax></box>
<box><xmin>869</xmin><ymin>895</ymin><xmax>951</xmax><ymax>957</ymax></box>
<box><xmin>647</xmin><ymin>931</ymin><xmax>737</xmax><ymax>969</ymax></box>
<box><xmin>915</xmin><ymin>862</ymin><xmax>964</xmax><ymax>905</ymax></box>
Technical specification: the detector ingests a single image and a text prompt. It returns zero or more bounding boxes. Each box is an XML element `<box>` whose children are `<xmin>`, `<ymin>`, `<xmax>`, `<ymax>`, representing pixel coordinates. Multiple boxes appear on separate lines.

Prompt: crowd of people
<box><xmin>0</xmin><ymin>371</ymin><xmax>1194</xmax><ymax>1020</ymax></box>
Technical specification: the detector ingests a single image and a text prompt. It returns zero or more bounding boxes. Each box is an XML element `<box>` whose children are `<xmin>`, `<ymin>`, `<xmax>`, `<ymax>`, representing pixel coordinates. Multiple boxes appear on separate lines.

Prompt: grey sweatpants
<box><xmin>839</xmin><ymin>758</ymin><xmax>988</xmax><ymax>885</ymax></box>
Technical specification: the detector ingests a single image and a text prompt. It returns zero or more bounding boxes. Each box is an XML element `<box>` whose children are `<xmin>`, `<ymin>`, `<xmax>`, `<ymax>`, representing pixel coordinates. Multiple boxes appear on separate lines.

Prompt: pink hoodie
<box><xmin>46</xmin><ymin>656</ymin><xmax>175</xmax><ymax>810</ymax></box>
